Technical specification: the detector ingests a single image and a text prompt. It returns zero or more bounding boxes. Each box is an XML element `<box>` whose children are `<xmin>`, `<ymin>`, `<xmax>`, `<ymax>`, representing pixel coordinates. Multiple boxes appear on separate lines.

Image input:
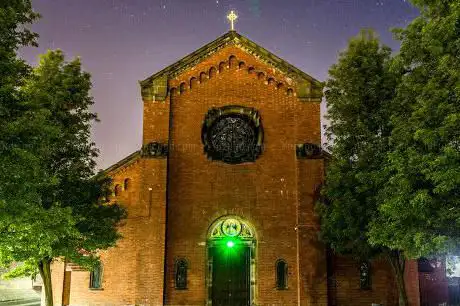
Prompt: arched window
<box><xmin>209</xmin><ymin>67</ymin><xmax>217</xmax><ymax>79</ymax></box>
<box><xmin>175</xmin><ymin>258</ymin><xmax>188</xmax><ymax>290</ymax></box>
<box><xmin>359</xmin><ymin>261</ymin><xmax>371</xmax><ymax>290</ymax></box>
<box><xmin>90</xmin><ymin>262</ymin><xmax>103</xmax><ymax>289</ymax></box>
<box><xmin>114</xmin><ymin>184</ymin><xmax>122</xmax><ymax>196</ymax></box>
<box><xmin>229</xmin><ymin>55</ymin><xmax>237</xmax><ymax>68</ymax></box>
<box><xmin>179</xmin><ymin>82</ymin><xmax>186</xmax><ymax>94</ymax></box>
<box><xmin>190</xmin><ymin>77</ymin><xmax>198</xmax><ymax>89</ymax></box>
<box><xmin>276</xmin><ymin>259</ymin><xmax>288</xmax><ymax>289</ymax></box>
<box><xmin>123</xmin><ymin>178</ymin><xmax>131</xmax><ymax>191</ymax></box>
<box><xmin>218</xmin><ymin>61</ymin><xmax>226</xmax><ymax>73</ymax></box>
<box><xmin>199</xmin><ymin>72</ymin><xmax>207</xmax><ymax>83</ymax></box>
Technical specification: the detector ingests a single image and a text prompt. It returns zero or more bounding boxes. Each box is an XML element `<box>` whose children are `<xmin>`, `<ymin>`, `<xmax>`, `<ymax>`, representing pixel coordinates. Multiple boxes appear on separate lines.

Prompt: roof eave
<box><xmin>139</xmin><ymin>31</ymin><xmax>324</xmax><ymax>102</ymax></box>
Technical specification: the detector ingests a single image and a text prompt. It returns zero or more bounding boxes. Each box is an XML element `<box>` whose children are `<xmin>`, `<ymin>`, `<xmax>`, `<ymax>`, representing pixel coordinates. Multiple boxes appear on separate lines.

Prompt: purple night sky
<box><xmin>20</xmin><ymin>0</ymin><xmax>419</xmax><ymax>170</ymax></box>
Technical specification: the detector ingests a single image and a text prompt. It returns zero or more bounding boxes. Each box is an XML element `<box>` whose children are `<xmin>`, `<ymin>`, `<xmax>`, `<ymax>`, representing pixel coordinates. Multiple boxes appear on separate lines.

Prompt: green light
<box><xmin>226</xmin><ymin>241</ymin><xmax>235</xmax><ymax>248</ymax></box>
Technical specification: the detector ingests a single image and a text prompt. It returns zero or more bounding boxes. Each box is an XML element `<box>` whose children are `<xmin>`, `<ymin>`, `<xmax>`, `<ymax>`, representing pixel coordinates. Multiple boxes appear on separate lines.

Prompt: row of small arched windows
<box><xmin>114</xmin><ymin>178</ymin><xmax>131</xmax><ymax>197</ymax></box>
<box><xmin>174</xmin><ymin>258</ymin><xmax>288</xmax><ymax>290</ymax></box>
<box><xmin>88</xmin><ymin>259</ymin><xmax>370</xmax><ymax>291</ymax></box>
<box><xmin>170</xmin><ymin>55</ymin><xmax>295</xmax><ymax>97</ymax></box>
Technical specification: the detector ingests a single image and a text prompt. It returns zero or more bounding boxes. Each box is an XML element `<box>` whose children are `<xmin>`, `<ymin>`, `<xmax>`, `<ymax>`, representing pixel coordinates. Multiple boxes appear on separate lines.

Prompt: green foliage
<box><xmin>0</xmin><ymin>49</ymin><xmax>126</xmax><ymax>276</ymax></box>
<box><xmin>318</xmin><ymin>29</ymin><xmax>398</xmax><ymax>260</ymax></box>
<box><xmin>0</xmin><ymin>4</ymin><xmax>126</xmax><ymax>300</ymax></box>
<box><xmin>368</xmin><ymin>0</ymin><xmax>460</xmax><ymax>258</ymax></box>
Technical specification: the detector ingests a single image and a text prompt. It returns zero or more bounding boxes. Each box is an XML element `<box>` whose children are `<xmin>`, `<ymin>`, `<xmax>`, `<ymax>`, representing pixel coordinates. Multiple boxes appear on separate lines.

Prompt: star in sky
<box><xmin>21</xmin><ymin>0</ymin><xmax>420</xmax><ymax>169</ymax></box>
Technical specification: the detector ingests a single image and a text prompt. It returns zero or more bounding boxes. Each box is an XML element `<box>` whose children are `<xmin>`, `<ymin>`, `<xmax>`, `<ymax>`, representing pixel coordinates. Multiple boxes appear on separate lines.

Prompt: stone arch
<box><xmin>190</xmin><ymin>77</ymin><xmax>198</xmax><ymax>89</ymax></box>
<box><xmin>206</xmin><ymin>215</ymin><xmax>256</xmax><ymax>305</ymax></box>
<box><xmin>238</xmin><ymin>61</ymin><xmax>246</xmax><ymax>69</ymax></box>
<box><xmin>275</xmin><ymin>259</ymin><xmax>288</xmax><ymax>289</ymax></box>
<box><xmin>170</xmin><ymin>87</ymin><xmax>178</xmax><ymax>97</ymax></box>
<box><xmin>229</xmin><ymin>55</ymin><xmax>238</xmax><ymax>68</ymax></box>
<box><xmin>218</xmin><ymin>61</ymin><xmax>226</xmax><ymax>73</ymax></box>
<box><xmin>267</xmin><ymin>77</ymin><xmax>276</xmax><ymax>86</ymax></box>
<box><xmin>175</xmin><ymin>258</ymin><xmax>188</xmax><ymax>290</ymax></box>
<box><xmin>287</xmin><ymin>88</ymin><xmax>294</xmax><ymax>96</ymax></box>
<box><xmin>123</xmin><ymin>178</ymin><xmax>131</xmax><ymax>191</ymax></box>
<box><xmin>199</xmin><ymin>72</ymin><xmax>207</xmax><ymax>83</ymax></box>
<box><xmin>207</xmin><ymin>215</ymin><xmax>256</xmax><ymax>240</ymax></box>
<box><xmin>257</xmin><ymin>72</ymin><xmax>265</xmax><ymax>80</ymax></box>
<box><xmin>114</xmin><ymin>184</ymin><xmax>122</xmax><ymax>196</ymax></box>
<box><xmin>209</xmin><ymin>67</ymin><xmax>217</xmax><ymax>79</ymax></box>
<box><xmin>179</xmin><ymin>82</ymin><xmax>186</xmax><ymax>94</ymax></box>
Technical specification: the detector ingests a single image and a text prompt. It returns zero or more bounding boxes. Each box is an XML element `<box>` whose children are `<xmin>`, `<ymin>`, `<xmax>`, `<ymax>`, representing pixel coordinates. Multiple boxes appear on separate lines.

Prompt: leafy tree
<box><xmin>369</xmin><ymin>0</ymin><xmax>460</xmax><ymax>258</ymax></box>
<box><xmin>0</xmin><ymin>3</ymin><xmax>126</xmax><ymax>306</ymax></box>
<box><xmin>317</xmin><ymin>30</ymin><xmax>409</xmax><ymax>305</ymax></box>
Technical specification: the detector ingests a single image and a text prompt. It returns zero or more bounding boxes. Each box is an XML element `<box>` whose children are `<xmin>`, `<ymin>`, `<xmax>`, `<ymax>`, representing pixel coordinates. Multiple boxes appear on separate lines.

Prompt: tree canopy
<box><xmin>317</xmin><ymin>29</ymin><xmax>409</xmax><ymax>304</ymax></box>
<box><xmin>0</xmin><ymin>2</ymin><xmax>126</xmax><ymax>306</ymax></box>
<box><xmin>369</xmin><ymin>0</ymin><xmax>460</xmax><ymax>258</ymax></box>
<box><xmin>319</xmin><ymin>29</ymin><xmax>397</xmax><ymax>259</ymax></box>
<box><xmin>320</xmin><ymin>1</ymin><xmax>460</xmax><ymax>304</ymax></box>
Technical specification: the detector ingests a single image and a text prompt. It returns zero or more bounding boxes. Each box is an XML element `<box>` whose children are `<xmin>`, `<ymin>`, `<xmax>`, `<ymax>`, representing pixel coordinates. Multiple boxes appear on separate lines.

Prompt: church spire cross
<box><xmin>227</xmin><ymin>10</ymin><xmax>238</xmax><ymax>31</ymax></box>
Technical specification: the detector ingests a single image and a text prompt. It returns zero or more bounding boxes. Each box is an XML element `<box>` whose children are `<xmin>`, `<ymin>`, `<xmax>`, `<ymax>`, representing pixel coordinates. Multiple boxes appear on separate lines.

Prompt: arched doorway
<box><xmin>207</xmin><ymin>216</ymin><xmax>256</xmax><ymax>306</ymax></box>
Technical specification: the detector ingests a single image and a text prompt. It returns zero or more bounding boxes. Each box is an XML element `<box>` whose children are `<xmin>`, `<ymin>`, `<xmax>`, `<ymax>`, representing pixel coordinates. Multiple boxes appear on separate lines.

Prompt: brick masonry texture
<box><xmin>49</xmin><ymin>43</ymin><xmax>403</xmax><ymax>306</ymax></box>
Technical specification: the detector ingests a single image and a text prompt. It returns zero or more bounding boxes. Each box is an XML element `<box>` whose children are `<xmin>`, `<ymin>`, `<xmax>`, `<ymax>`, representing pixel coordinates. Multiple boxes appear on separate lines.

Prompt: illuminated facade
<box><xmin>48</xmin><ymin>30</ymin><xmax>441</xmax><ymax>306</ymax></box>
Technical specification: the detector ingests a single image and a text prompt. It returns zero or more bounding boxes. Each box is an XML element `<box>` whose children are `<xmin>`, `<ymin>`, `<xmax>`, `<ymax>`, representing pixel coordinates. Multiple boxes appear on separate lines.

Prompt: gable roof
<box><xmin>139</xmin><ymin>31</ymin><xmax>323</xmax><ymax>102</ymax></box>
<box><xmin>103</xmin><ymin>150</ymin><xmax>141</xmax><ymax>174</ymax></box>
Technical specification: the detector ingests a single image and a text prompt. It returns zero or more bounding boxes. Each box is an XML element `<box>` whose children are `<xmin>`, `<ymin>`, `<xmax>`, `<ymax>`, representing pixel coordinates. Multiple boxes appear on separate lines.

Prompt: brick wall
<box><xmin>405</xmin><ymin>260</ymin><xmax>420</xmax><ymax>306</ymax></box>
<box><xmin>49</xmin><ymin>42</ymin><xmax>404</xmax><ymax>306</ymax></box>
<box><xmin>50</xmin><ymin>156</ymin><xmax>168</xmax><ymax>305</ymax></box>
<box><xmin>328</xmin><ymin>255</ymin><xmax>398</xmax><ymax>306</ymax></box>
<box><xmin>161</xmin><ymin>45</ymin><xmax>322</xmax><ymax>305</ymax></box>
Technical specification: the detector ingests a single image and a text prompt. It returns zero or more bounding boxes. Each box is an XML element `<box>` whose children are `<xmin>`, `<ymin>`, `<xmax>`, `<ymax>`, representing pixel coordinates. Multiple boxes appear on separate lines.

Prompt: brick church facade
<box><xmin>49</xmin><ymin>31</ymin><xmax>450</xmax><ymax>306</ymax></box>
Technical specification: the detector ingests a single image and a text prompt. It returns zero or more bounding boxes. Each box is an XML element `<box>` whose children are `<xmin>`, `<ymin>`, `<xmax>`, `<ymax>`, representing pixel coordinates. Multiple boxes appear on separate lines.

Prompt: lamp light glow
<box><xmin>226</xmin><ymin>240</ymin><xmax>235</xmax><ymax>248</ymax></box>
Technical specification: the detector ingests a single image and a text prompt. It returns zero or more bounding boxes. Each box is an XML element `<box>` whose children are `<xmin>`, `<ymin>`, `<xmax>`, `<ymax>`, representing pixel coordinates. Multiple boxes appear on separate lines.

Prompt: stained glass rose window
<box><xmin>202</xmin><ymin>106</ymin><xmax>263</xmax><ymax>164</ymax></box>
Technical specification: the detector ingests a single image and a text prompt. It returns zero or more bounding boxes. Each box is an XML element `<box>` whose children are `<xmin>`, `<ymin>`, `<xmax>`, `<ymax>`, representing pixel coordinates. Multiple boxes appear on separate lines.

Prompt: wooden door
<box><xmin>211</xmin><ymin>245</ymin><xmax>250</xmax><ymax>306</ymax></box>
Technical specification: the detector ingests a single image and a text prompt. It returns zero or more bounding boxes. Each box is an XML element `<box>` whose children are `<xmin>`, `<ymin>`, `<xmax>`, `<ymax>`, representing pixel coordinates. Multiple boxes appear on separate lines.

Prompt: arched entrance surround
<box><xmin>206</xmin><ymin>215</ymin><xmax>257</xmax><ymax>306</ymax></box>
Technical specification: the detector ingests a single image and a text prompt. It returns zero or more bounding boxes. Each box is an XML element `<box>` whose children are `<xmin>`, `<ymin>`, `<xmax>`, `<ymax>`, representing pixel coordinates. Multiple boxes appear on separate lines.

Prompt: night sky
<box><xmin>20</xmin><ymin>0</ymin><xmax>419</xmax><ymax>170</ymax></box>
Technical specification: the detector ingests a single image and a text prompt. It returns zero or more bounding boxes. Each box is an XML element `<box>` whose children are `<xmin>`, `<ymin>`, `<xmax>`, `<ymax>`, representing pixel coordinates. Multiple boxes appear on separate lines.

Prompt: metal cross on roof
<box><xmin>227</xmin><ymin>10</ymin><xmax>238</xmax><ymax>31</ymax></box>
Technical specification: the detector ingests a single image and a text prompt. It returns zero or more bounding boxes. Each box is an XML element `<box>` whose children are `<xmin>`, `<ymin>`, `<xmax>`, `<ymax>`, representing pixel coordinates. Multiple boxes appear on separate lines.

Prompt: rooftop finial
<box><xmin>227</xmin><ymin>10</ymin><xmax>238</xmax><ymax>31</ymax></box>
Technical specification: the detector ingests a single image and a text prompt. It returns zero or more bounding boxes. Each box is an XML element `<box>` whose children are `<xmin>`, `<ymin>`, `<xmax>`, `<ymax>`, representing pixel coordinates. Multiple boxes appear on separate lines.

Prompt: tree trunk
<box><xmin>386</xmin><ymin>251</ymin><xmax>409</xmax><ymax>306</ymax></box>
<box><xmin>38</xmin><ymin>258</ymin><xmax>54</xmax><ymax>306</ymax></box>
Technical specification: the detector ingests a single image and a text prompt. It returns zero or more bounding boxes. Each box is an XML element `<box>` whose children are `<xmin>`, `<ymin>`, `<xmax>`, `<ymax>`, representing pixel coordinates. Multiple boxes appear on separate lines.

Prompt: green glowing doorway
<box><xmin>206</xmin><ymin>216</ymin><xmax>256</xmax><ymax>306</ymax></box>
<box><xmin>210</xmin><ymin>244</ymin><xmax>250</xmax><ymax>306</ymax></box>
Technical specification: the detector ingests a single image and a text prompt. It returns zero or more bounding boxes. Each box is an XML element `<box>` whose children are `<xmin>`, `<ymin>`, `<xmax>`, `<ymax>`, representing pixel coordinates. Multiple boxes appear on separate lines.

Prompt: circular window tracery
<box><xmin>202</xmin><ymin>106</ymin><xmax>263</xmax><ymax>164</ymax></box>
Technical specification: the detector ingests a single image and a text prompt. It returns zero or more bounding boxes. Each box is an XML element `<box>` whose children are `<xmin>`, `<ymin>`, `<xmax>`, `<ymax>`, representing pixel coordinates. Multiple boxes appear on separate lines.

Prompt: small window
<box><xmin>179</xmin><ymin>82</ymin><xmax>186</xmax><ymax>94</ymax></box>
<box><xmin>359</xmin><ymin>261</ymin><xmax>371</xmax><ymax>290</ymax></box>
<box><xmin>175</xmin><ymin>258</ymin><xmax>188</xmax><ymax>290</ymax></box>
<box><xmin>90</xmin><ymin>262</ymin><xmax>103</xmax><ymax>289</ymax></box>
<box><xmin>190</xmin><ymin>77</ymin><xmax>198</xmax><ymax>89</ymax></box>
<box><xmin>114</xmin><ymin>184</ymin><xmax>122</xmax><ymax>196</ymax></box>
<box><xmin>218</xmin><ymin>62</ymin><xmax>226</xmax><ymax>73</ymax></box>
<box><xmin>276</xmin><ymin>259</ymin><xmax>288</xmax><ymax>289</ymax></box>
<box><xmin>209</xmin><ymin>67</ymin><xmax>217</xmax><ymax>79</ymax></box>
<box><xmin>199</xmin><ymin>72</ymin><xmax>207</xmax><ymax>83</ymax></box>
<box><xmin>123</xmin><ymin>178</ymin><xmax>131</xmax><ymax>191</ymax></box>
